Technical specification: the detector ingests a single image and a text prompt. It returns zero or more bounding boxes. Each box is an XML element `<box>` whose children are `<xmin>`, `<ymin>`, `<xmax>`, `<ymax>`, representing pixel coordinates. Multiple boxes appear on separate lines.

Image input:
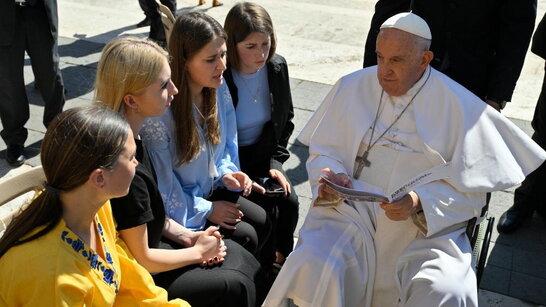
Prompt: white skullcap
<box><xmin>380</xmin><ymin>12</ymin><xmax>432</xmax><ymax>40</ymax></box>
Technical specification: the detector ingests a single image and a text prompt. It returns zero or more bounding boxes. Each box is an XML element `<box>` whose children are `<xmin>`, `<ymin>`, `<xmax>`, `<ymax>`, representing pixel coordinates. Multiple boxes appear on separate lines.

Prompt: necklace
<box><xmin>193</xmin><ymin>103</ymin><xmax>206</xmax><ymax>124</ymax></box>
<box><xmin>356</xmin><ymin>68</ymin><xmax>431</xmax><ymax>171</ymax></box>
<box><xmin>237</xmin><ymin>71</ymin><xmax>260</xmax><ymax>103</ymax></box>
<box><xmin>192</xmin><ymin>103</ymin><xmax>218</xmax><ymax>185</ymax></box>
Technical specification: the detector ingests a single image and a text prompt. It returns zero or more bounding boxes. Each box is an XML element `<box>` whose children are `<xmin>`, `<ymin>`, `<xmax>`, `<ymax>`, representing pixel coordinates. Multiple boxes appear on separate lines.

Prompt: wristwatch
<box><xmin>485</xmin><ymin>96</ymin><xmax>508</xmax><ymax>110</ymax></box>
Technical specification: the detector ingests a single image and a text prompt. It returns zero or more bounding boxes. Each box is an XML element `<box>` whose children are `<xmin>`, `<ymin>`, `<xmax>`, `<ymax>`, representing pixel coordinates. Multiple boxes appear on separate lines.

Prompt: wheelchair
<box><xmin>466</xmin><ymin>204</ymin><xmax>495</xmax><ymax>286</ymax></box>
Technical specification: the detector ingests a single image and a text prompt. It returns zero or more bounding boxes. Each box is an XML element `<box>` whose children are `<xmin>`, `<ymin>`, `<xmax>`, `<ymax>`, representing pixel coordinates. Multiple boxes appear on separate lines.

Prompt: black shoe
<box><xmin>497</xmin><ymin>207</ymin><xmax>531</xmax><ymax>233</ymax></box>
<box><xmin>136</xmin><ymin>17</ymin><xmax>151</xmax><ymax>28</ymax></box>
<box><xmin>5</xmin><ymin>145</ymin><xmax>25</xmax><ymax>167</ymax></box>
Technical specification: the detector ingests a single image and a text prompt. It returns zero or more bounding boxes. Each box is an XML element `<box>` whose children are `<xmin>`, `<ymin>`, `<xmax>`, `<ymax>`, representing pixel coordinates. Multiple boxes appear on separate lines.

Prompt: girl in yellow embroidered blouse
<box><xmin>0</xmin><ymin>107</ymin><xmax>188</xmax><ymax>306</ymax></box>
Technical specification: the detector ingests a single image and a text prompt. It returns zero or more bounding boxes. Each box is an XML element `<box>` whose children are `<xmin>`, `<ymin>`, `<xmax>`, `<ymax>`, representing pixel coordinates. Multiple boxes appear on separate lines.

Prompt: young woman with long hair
<box><xmin>141</xmin><ymin>12</ymin><xmax>272</xmax><ymax>266</ymax></box>
<box><xmin>223</xmin><ymin>2</ymin><xmax>299</xmax><ymax>272</ymax></box>
<box><xmin>95</xmin><ymin>36</ymin><xmax>267</xmax><ymax>306</ymax></box>
<box><xmin>0</xmin><ymin>106</ymin><xmax>187</xmax><ymax>306</ymax></box>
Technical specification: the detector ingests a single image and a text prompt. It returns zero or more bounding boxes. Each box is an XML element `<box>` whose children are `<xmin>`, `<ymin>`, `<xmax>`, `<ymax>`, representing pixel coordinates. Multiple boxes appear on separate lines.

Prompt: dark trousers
<box><xmin>513</xmin><ymin>133</ymin><xmax>546</xmax><ymax>215</ymax></box>
<box><xmin>0</xmin><ymin>3</ymin><xmax>65</xmax><ymax>147</ymax></box>
<box><xmin>238</xmin><ymin>166</ymin><xmax>300</xmax><ymax>271</ymax></box>
<box><xmin>513</xmin><ymin>64</ymin><xmax>546</xmax><ymax>215</ymax></box>
<box><xmin>153</xmin><ymin>239</ymin><xmax>268</xmax><ymax>307</ymax></box>
<box><xmin>138</xmin><ymin>0</ymin><xmax>176</xmax><ymax>42</ymax></box>
<box><xmin>246</xmin><ymin>177</ymin><xmax>299</xmax><ymax>260</ymax></box>
<box><xmin>206</xmin><ymin>189</ymin><xmax>272</xmax><ymax>264</ymax></box>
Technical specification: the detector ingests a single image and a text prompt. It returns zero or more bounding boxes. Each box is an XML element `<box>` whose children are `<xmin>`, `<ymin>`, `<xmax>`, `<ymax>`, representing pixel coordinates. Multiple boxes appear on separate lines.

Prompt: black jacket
<box><xmin>224</xmin><ymin>54</ymin><xmax>295</xmax><ymax>177</ymax></box>
<box><xmin>531</xmin><ymin>13</ymin><xmax>546</xmax><ymax>142</ymax></box>
<box><xmin>363</xmin><ymin>0</ymin><xmax>536</xmax><ymax>102</ymax></box>
<box><xmin>532</xmin><ymin>13</ymin><xmax>546</xmax><ymax>60</ymax></box>
<box><xmin>0</xmin><ymin>0</ymin><xmax>59</xmax><ymax>46</ymax></box>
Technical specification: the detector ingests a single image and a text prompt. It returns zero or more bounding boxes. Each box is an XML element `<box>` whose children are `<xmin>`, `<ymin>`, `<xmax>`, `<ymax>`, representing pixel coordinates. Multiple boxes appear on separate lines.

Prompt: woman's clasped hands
<box><xmin>196</xmin><ymin>226</ymin><xmax>227</xmax><ymax>267</ymax></box>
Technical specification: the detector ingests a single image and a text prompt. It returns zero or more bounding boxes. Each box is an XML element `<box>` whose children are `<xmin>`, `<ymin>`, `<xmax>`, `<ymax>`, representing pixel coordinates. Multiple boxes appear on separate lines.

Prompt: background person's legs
<box><xmin>0</xmin><ymin>7</ymin><xmax>30</xmax><ymax>166</ymax></box>
<box><xmin>25</xmin><ymin>2</ymin><xmax>65</xmax><ymax>128</ymax></box>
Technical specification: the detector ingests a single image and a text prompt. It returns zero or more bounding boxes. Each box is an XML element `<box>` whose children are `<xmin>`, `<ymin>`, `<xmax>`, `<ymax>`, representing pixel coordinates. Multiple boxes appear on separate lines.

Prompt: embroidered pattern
<box><xmin>221</xmin><ymin>83</ymin><xmax>233</xmax><ymax>107</ymax></box>
<box><xmin>61</xmin><ymin>218</ymin><xmax>119</xmax><ymax>292</ymax></box>
<box><xmin>142</xmin><ymin>118</ymin><xmax>170</xmax><ymax>144</ymax></box>
<box><xmin>163</xmin><ymin>191</ymin><xmax>186</xmax><ymax>221</ymax></box>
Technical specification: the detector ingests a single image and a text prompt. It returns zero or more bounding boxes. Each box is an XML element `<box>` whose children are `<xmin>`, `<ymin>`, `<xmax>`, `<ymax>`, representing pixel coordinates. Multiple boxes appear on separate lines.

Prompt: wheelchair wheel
<box><xmin>472</xmin><ymin>216</ymin><xmax>495</xmax><ymax>286</ymax></box>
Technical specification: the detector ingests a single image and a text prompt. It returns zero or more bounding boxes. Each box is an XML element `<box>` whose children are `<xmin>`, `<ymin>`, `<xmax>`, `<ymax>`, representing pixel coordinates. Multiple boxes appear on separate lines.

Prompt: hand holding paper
<box><xmin>315</xmin><ymin>168</ymin><xmax>352</xmax><ymax>206</ymax></box>
<box><xmin>319</xmin><ymin>162</ymin><xmax>452</xmax><ymax>203</ymax></box>
<box><xmin>379</xmin><ymin>191</ymin><xmax>421</xmax><ymax>221</ymax></box>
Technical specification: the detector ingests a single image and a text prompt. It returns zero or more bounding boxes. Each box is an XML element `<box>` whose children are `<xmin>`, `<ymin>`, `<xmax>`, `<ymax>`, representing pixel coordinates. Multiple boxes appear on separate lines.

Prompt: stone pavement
<box><xmin>1</xmin><ymin>0</ymin><xmax>546</xmax><ymax>305</ymax></box>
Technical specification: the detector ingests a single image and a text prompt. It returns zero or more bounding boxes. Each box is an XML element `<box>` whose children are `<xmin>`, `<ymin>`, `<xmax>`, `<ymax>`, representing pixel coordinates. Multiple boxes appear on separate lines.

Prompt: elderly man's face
<box><xmin>376</xmin><ymin>28</ymin><xmax>431</xmax><ymax>96</ymax></box>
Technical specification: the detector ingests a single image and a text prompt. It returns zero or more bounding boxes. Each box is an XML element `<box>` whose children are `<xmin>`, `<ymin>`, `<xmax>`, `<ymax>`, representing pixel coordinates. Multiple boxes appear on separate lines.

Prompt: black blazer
<box><xmin>363</xmin><ymin>0</ymin><xmax>536</xmax><ymax>102</ymax></box>
<box><xmin>224</xmin><ymin>54</ymin><xmax>295</xmax><ymax>177</ymax></box>
<box><xmin>531</xmin><ymin>13</ymin><xmax>546</xmax><ymax>141</ymax></box>
<box><xmin>532</xmin><ymin>13</ymin><xmax>546</xmax><ymax>60</ymax></box>
<box><xmin>0</xmin><ymin>0</ymin><xmax>59</xmax><ymax>46</ymax></box>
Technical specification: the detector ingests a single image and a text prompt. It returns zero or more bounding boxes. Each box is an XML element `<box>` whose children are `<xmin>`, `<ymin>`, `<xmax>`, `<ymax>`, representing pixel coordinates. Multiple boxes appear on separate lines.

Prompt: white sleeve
<box><xmin>414</xmin><ymin>180</ymin><xmax>486</xmax><ymax>237</ymax></box>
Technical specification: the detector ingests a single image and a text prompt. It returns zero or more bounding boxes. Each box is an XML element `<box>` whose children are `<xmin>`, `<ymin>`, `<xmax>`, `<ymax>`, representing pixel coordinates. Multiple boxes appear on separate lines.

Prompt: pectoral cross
<box><xmin>361</xmin><ymin>151</ymin><xmax>371</xmax><ymax>167</ymax></box>
<box><xmin>354</xmin><ymin>150</ymin><xmax>371</xmax><ymax>178</ymax></box>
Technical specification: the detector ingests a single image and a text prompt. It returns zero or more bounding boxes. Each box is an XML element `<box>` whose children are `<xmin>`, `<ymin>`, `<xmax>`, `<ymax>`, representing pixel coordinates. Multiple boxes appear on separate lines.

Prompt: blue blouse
<box><xmin>141</xmin><ymin>82</ymin><xmax>240</xmax><ymax>230</ymax></box>
<box><xmin>233</xmin><ymin>67</ymin><xmax>271</xmax><ymax>146</ymax></box>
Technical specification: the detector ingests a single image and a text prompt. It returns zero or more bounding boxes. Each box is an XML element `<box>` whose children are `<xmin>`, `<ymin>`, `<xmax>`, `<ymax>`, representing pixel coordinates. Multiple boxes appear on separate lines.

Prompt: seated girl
<box><xmin>141</xmin><ymin>12</ymin><xmax>271</xmax><ymax>262</ymax></box>
<box><xmin>95</xmin><ymin>36</ymin><xmax>267</xmax><ymax>306</ymax></box>
<box><xmin>223</xmin><ymin>1</ymin><xmax>300</xmax><ymax>271</ymax></box>
<box><xmin>0</xmin><ymin>106</ymin><xmax>187</xmax><ymax>306</ymax></box>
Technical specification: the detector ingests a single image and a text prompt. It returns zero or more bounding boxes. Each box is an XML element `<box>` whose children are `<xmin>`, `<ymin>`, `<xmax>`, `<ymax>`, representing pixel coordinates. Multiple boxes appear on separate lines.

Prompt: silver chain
<box><xmin>354</xmin><ymin>67</ymin><xmax>431</xmax><ymax>176</ymax></box>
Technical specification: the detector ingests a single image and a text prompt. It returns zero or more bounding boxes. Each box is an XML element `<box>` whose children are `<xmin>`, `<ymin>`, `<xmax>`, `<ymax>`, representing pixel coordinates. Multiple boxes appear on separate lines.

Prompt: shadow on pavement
<box><xmin>286</xmin><ymin>140</ymin><xmax>309</xmax><ymax>186</ymax></box>
<box><xmin>481</xmin><ymin>213</ymin><xmax>546</xmax><ymax>305</ymax></box>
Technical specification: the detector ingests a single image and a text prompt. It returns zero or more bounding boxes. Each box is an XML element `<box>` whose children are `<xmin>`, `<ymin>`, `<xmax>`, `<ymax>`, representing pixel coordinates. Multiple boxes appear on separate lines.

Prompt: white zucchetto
<box><xmin>380</xmin><ymin>12</ymin><xmax>432</xmax><ymax>40</ymax></box>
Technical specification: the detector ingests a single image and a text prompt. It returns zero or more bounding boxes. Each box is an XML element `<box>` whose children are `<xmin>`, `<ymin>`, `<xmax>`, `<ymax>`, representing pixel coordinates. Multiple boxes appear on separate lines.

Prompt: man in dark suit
<box><xmin>362</xmin><ymin>0</ymin><xmax>536</xmax><ymax>112</ymax></box>
<box><xmin>0</xmin><ymin>0</ymin><xmax>65</xmax><ymax>166</ymax></box>
<box><xmin>498</xmin><ymin>13</ymin><xmax>546</xmax><ymax>233</ymax></box>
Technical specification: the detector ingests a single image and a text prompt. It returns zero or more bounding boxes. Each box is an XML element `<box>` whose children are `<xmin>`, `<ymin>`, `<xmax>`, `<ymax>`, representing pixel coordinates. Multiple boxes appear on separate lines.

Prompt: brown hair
<box><xmin>168</xmin><ymin>11</ymin><xmax>227</xmax><ymax>165</ymax></box>
<box><xmin>0</xmin><ymin>107</ymin><xmax>130</xmax><ymax>258</ymax></box>
<box><xmin>224</xmin><ymin>2</ymin><xmax>277</xmax><ymax>70</ymax></box>
<box><xmin>94</xmin><ymin>37</ymin><xmax>169</xmax><ymax>112</ymax></box>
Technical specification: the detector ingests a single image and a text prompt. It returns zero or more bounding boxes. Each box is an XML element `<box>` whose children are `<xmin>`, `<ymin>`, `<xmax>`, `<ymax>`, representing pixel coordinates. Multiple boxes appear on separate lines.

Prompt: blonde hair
<box><xmin>94</xmin><ymin>37</ymin><xmax>169</xmax><ymax>112</ymax></box>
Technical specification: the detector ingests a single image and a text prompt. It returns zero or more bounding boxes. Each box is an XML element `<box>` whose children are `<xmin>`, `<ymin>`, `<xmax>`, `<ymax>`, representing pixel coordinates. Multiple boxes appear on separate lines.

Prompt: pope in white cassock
<box><xmin>262</xmin><ymin>12</ymin><xmax>546</xmax><ymax>307</ymax></box>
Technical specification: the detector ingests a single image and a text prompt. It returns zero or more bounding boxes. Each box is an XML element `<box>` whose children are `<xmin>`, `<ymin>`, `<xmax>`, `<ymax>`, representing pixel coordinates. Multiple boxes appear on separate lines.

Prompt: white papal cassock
<box><xmin>262</xmin><ymin>66</ymin><xmax>546</xmax><ymax>307</ymax></box>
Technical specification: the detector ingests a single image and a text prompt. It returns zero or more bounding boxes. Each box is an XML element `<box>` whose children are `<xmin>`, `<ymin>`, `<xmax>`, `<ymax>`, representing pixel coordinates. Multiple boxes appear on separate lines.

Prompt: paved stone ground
<box><xmin>1</xmin><ymin>0</ymin><xmax>546</xmax><ymax>305</ymax></box>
